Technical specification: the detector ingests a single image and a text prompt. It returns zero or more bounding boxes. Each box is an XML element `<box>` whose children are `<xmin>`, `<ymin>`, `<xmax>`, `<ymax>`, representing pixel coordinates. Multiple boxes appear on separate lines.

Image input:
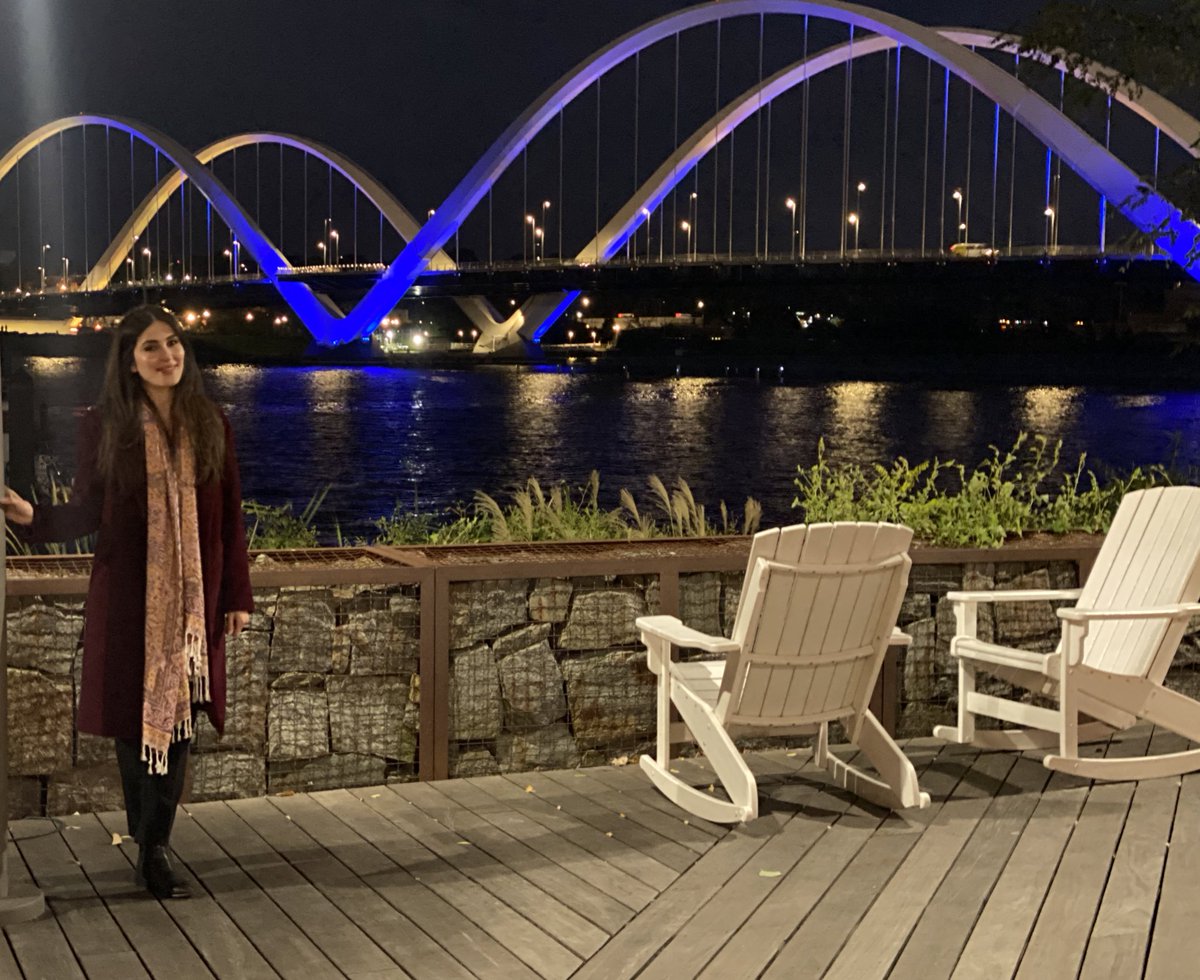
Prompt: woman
<box><xmin>1</xmin><ymin>305</ymin><xmax>254</xmax><ymax>901</ymax></box>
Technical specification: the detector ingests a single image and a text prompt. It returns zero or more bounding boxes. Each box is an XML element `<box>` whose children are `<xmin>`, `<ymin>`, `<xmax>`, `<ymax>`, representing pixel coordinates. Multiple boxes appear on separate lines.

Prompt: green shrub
<box><xmin>793</xmin><ymin>434</ymin><xmax>1178</xmax><ymax>547</ymax></box>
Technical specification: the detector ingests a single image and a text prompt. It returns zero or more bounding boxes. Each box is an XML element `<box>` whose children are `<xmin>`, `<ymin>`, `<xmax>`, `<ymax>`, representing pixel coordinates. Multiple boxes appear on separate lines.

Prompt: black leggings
<box><xmin>113</xmin><ymin>736</ymin><xmax>191</xmax><ymax>847</ymax></box>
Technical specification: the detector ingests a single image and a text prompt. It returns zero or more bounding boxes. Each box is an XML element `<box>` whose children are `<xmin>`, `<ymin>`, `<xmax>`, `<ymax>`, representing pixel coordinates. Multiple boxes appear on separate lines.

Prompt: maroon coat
<box><xmin>30</xmin><ymin>409</ymin><xmax>254</xmax><ymax>738</ymax></box>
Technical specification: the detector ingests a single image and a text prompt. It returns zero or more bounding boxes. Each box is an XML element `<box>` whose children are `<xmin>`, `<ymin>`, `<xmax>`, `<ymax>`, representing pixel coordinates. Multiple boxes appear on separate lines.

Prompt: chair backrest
<box><xmin>1075</xmin><ymin>486</ymin><xmax>1200</xmax><ymax>680</ymax></box>
<box><xmin>719</xmin><ymin>522</ymin><xmax>913</xmax><ymax>728</ymax></box>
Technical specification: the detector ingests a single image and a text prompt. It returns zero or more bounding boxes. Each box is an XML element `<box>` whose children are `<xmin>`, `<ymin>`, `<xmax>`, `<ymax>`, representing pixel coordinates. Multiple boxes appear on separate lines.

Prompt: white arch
<box><xmin>0</xmin><ymin>116</ymin><xmax>351</xmax><ymax>336</ymax></box>
<box><xmin>393</xmin><ymin>0</ymin><xmax>1200</xmax><ymax>351</ymax></box>
<box><xmin>490</xmin><ymin>25</ymin><xmax>1200</xmax><ymax>348</ymax></box>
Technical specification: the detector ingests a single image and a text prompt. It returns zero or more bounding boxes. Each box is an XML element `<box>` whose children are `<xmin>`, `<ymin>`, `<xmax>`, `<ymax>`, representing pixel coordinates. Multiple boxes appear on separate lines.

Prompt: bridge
<box><xmin>1</xmin><ymin>1</ymin><xmax>1197</xmax><ymax>351</ymax></box>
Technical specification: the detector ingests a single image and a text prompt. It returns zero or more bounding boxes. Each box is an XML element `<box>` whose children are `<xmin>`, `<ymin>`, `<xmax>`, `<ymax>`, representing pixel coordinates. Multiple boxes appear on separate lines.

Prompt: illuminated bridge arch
<box><xmin>486</xmin><ymin>23</ymin><xmax>1200</xmax><ymax>348</ymax></box>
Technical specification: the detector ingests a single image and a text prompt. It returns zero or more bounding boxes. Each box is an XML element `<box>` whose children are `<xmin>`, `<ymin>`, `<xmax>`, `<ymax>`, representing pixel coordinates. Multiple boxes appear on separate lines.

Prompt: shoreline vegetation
<box><xmin>11</xmin><ymin>435</ymin><xmax>1186</xmax><ymax>555</ymax></box>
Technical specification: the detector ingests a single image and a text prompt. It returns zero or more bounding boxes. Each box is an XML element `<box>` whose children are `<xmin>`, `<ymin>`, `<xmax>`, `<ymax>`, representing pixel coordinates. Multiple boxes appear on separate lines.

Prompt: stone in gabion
<box><xmin>190</xmin><ymin>751</ymin><xmax>267</xmax><ymax>801</ymax></box>
<box><xmin>495</xmin><ymin>722</ymin><xmax>580</xmax><ymax>771</ymax></box>
<box><xmin>909</xmin><ymin>564</ymin><xmax>963</xmax><ymax>598</ymax></box>
<box><xmin>6</xmin><ymin>601</ymin><xmax>82</xmax><ymax>675</ymax></box>
<box><xmin>449</xmin><ymin>643</ymin><xmax>502</xmax><ymax>742</ymax></box>
<box><xmin>268</xmin><ymin>752</ymin><xmax>385</xmax><ymax>794</ymax></box>
<box><xmin>198</xmin><ymin>628</ymin><xmax>269</xmax><ymax>754</ymax></box>
<box><xmin>47</xmin><ymin>762</ymin><xmax>125</xmax><ymax>816</ymax></box>
<box><xmin>645</xmin><ymin>577</ymin><xmax>661</xmax><ymax>617</ymax></box>
<box><xmin>449</xmin><ymin>746</ymin><xmax>500</xmax><ymax>777</ymax></box>
<box><xmin>558</xmin><ymin>590</ymin><xmax>646</xmax><ymax>651</ymax></box>
<box><xmin>270</xmin><ymin>589</ymin><xmax>336</xmax><ymax>673</ymax></box>
<box><xmin>561</xmin><ymin>649</ymin><xmax>656</xmax><ymax>748</ymax></box>
<box><xmin>900</xmin><ymin>616</ymin><xmax>939</xmax><ymax>706</ymax></box>
<box><xmin>900</xmin><ymin>593</ymin><xmax>932</xmax><ymax>624</ymax></box>
<box><xmin>268</xmin><ymin>678</ymin><xmax>329</xmax><ymax>761</ymax></box>
<box><xmin>720</xmin><ymin>573</ymin><xmax>743</xmax><ymax>637</ymax></box>
<box><xmin>493</xmin><ymin>622</ymin><xmax>551</xmax><ymax>658</ymax></box>
<box><xmin>7</xmin><ymin>668</ymin><xmax>73</xmax><ymax>775</ymax></box>
<box><xmin>328</xmin><ymin>675</ymin><xmax>407</xmax><ymax>758</ymax></box>
<box><xmin>1048</xmin><ymin>560</ymin><xmax>1080</xmax><ymax>591</ymax></box>
<box><xmin>7</xmin><ymin>777</ymin><xmax>42</xmax><ymax>820</ymax></box>
<box><xmin>339</xmin><ymin>603</ymin><xmax>420</xmax><ymax>677</ymax></box>
<box><xmin>497</xmin><ymin>639</ymin><xmax>567</xmax><ymax>728</ymax></box>
<box><xmin>679</xmin><ymin>573</ymin><xmax>722</xmax><ymax>637</ymax></box>
<box><xmin>529</xmin><ymin>579</ymin><xmax>572</xmax><ymax>623</ymax></box>
<box><xmin>451</xmin><ymin>581</ymin><xmax>528</xmax><ymax>644</ymax></box>
<box><xmin>992</xmin><ymin>570</ymin><xmax>1061</xmax><ymax>651</ymax></box>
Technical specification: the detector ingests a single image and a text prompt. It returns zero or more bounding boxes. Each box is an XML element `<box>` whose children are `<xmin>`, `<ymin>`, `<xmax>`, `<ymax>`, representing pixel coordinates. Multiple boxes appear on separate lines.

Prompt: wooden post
<box><xmin>0</xmin><ymin>363</ymin><xmax>45</xmax><ymax>922</ymax></box>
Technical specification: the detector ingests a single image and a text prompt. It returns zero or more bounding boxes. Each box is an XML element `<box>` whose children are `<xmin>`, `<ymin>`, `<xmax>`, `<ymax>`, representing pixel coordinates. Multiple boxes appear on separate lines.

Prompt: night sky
<box><xmin>0</xmin><ymin>0</ymin><xmax>1187</xmax><ymax>268</ymax></box>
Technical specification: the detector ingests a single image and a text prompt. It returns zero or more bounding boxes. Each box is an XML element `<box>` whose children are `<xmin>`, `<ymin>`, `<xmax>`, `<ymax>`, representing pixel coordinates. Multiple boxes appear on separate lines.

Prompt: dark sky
<box><xmin>1</xmin><ymin>2</ymin><xmax>1046</xmax><ymax>209</ymax></box>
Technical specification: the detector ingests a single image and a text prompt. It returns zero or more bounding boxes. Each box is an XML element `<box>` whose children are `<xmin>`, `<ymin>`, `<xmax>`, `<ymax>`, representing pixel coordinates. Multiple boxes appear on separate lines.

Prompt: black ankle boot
<box><xmin>136</xmin><ymin>845</ymin><xmax>191</xmax><ymax>900</ymax></box>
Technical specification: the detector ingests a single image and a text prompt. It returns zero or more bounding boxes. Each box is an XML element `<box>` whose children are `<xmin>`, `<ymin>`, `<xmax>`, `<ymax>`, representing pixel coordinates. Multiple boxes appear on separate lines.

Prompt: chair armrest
<box><xmin>890</xmin><ymin>629</ymin><xmax>912</xmax><ymax>648</ymax></box>
<box><xmin>946</xmin><ymin>588</ymin><xmax>1082</xmax><ymax>604</ymax></box>
<box><xmin>635</xmin><ymin>614</ymin><xmax>741</xmax><ymax>654</ymax></box>
<box><xmin>1057</xmin><ymin>603</ymin><xmax>1200</xmax><ymax>623</ymax></box>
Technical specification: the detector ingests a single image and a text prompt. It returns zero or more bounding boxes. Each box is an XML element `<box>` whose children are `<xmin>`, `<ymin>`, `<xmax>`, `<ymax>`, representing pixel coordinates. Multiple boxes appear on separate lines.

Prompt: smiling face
<box><xmin>131</xmin><ymin>319</ymin><xmax>185</xmax><ymax>394</ymax></box>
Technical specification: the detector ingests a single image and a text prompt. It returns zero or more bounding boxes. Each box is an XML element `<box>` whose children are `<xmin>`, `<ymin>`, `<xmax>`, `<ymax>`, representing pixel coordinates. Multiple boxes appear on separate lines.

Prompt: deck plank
<box><xmin>13</xmin><ymin>820</ymin><xmax>149</xmax><ymax>980</ymax></box>
<box><xmin>3</xmin><ymin>837</ymin><xmax>86</xmax><ymax>980</ymax></box>
<box><xmin>1014</xmin><ymin>729</ymin><xmax>1154</xmax><ymax>979</ymax></box>
<box><xmin>1145</xmin><ymin>768</ymin><xmax>1200</xmax><ymax>979</ymax></box>
<box><xmin>436</xmin><ymin>775</ymin><xmax>655</xmax><ymax>911</ymax></box>
<box><xmin>581</xmin><ymin>764</ymin><xmax>728</xmax><ymax>839</ymax></box>
<box><xmin>501</xmin><ymin>771</ymin><xmax>697</xmax><ymax>875</ymax></box>
<box><xmin>400</xmin><ymin>779</ymin><xmax>633</xmax><ymax>935</ymax></box>
<box><xmin>186</xmin><ymin>800</ymin><xmax>402</xmax><ymax>977</ymax></box>
<box><xmin>226</xmin><ymin>795</ymin><xmax>469</xmax><ymax>980</ymax></box>
<box><xmin>887</xmin><ymin>753</ymin><xmax>1053</xmax><ymax>980</ymax></box>
<box><xmin>1078</xmin><ymin>731</ymin><xmax>1184</xmax><ymax>979</ymax></box>
<box><xmin>353</xmin><ymin>783</ymin><xmax>586</xmax><ymax>973</ymax></box>
<box><xmin>269</xmin><ymin>790</ymin><xmax>538</xmax><ymax>980</ymax></box>
<box><xmin>466</xmin><ymin>773</ymin><xmax>677</xmax><ymax>892</ymax></box>
<box><xmin>161</xmin><ymin>809</ymin><xmax>343</xmax><ymax>980</ymax></box>
<box><xmin>761</xmin><ymin>742</ymin><xmax>986</xmax><ymax>979</ymax></box>
<box><xmin>58</xmin><ymin>813</ymin><xmax>217</xmax><ymax>980</ymax></box>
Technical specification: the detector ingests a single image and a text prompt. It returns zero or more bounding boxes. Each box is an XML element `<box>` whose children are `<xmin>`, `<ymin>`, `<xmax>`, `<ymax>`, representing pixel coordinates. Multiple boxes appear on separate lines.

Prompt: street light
<box><xmin>640</xmin><ymin>207</ymin><xmax>652</xmax><ymax>262</ymax></box>
<box><xmin>315</xmin><ymin>241</ymin><xmax>326</xmax><ymax>266</ymax></box>
<box><xmin>1043</xmin><ymin>206</ymin><xmax>1056</xmax><ymax>251</ymax></box>
<box><xmin>61</xmin><ymin>257</ymin><xmax>69</xmax><ymax>287</ymax></box>
<box><xmin>39</xmin><ymin>244</ymin><xmax>51</xmax><ymax>290</ymax></box>
<box><xmin>689</xmin><ymin>192</ymin><xmax>698</xmax><ymax>259</ymax></box>
<box><xmin>524</xmin><ymin>213</ymin><xmax>535</xmax><ymax>263</ymax></box>
<box><xmin>125</xmin><ymin>257</ymin><xmax>134</xmax><ymax>282</ymax></box>
<box><xmin>141</xmin><ymin>247</ymin><xmax>152</xmax><ymax>280</ymax></box>
<box><xmin>952</xmin><ymin>189</ymin><xmax>964</xmax><ymax>243</ymax></box>
<box><xmin>222</xmin><ymin>248</ymin><xmax>234</xmax><ymax>277</ymax></box>
<box><xmin>330</xmin><ymin>229</ymin><xmax>339</xmax><ymax>265</ymax></box>
<box><xmin>855</xmin><ymin>182</ymin><xmax>867</xmax><ymax>248</ymax></box>
<box><xmin>541</xmin><ymin>200</ymin><xmax>551</xmax><ymax>257</ymax></box>
<box><xmin>785</xmin><ymin>198</ymin><xmax>797</xmax><ymax>260</ymax></box>
<box><xmin>680</xmin><ymin>220</ymin><xmax>692</xmax><ymax>261</ymax></box>
<box><xmin>848</xmin><ymin>213</ymin><xmax>860</xmax><ymax>253</ymax></box>
<box><xmin>534</xmin><ymin>226</ymin><xmax>544</xmax><ymax>261</ymax></box>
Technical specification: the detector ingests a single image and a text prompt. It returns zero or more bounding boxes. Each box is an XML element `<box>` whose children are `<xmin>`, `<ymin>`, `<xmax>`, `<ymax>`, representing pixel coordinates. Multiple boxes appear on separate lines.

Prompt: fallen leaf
<box><xmin>457</xmin><ymin>840</ymin><xmax>471</xmax><ymax>846</ymax></box>
<box><xmin>786</xmin><ymin>752</ymin><xmax>798</xmax><ymax>758</ymax></box>
<box><xmin>683</xmin><ymin>820</ymin><xmax>690</xmax><ymax>825</ymax></box>
<box><xmin>555</xmin><ymin>805</ymin><xmax>562</xmax><ymax>810</ymax></box>
<box><xmin>669</xmin><ymin>768</ymin><xmax>680</xmax><ymax>774</ymax></box>
<box><xmin>370</xmin><ymin>793</ymin><xmax>382</xmax><ymax>799</ymax></box>
<box><xmin>707</xmin><ymin>784</ymin><xmax>715</xmax><ymax>794</ymax></box>
<box><xmin>605</xmin><ymin>831</ymin><xmax>613</xmax><ymax>837</ymax></box>
<box><xmin>524</xmin><ymin>785</ymin><xmax>535</xmax><ymax>794</ymax></box>
<box><xmin>618</xmin><ymin>812</ymin><xmax>626</xmax><ymax>819</ymax></box>
<box><xmin>110</xmin><ymin>832</ymin><xmax>122</xmax><ymax>846</ymax></box>
<box><xmin>610</xmin><ymin>755</ymin><xmax>629</xmax><ymax>767</ymax></box>
<box><xmin>758</xmin><ymin>870</ymin><xmax>782</xmax><ymax>878</ymax></box>
<box><xmin>276</xmin><ymin>789</ymin><xmax>296</xmax><ymax>797</ymax></box>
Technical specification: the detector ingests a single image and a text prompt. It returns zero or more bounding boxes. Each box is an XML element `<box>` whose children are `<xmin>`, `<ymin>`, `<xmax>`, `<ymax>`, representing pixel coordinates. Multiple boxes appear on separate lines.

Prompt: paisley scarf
<box><xmin>141</xmin><ymin>404</ymin><xmax>208</xmax><ymax>775</ymax></box>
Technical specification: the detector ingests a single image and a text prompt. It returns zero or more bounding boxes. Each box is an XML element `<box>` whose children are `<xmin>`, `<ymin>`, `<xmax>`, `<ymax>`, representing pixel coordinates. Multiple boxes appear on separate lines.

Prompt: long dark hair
<box><xmin>96</xmin><ymin>305</ymin><xmax>224</xmax><ymax>490</ymax></box>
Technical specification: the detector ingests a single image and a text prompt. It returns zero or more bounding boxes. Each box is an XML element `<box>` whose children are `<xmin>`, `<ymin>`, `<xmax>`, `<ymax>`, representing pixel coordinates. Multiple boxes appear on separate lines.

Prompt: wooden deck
<box><xmin>4</xmin><ymin>725</ymin><xmax>1198</xmax><ymax>979</ymax></box>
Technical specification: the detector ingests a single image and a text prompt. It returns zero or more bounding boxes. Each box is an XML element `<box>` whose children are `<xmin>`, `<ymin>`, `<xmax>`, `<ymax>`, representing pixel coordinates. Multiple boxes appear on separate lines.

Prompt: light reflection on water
<box><xmin>17</xmin><ymin>361</ymin><xmax>1200</xmax><ymax>537</ymax></box>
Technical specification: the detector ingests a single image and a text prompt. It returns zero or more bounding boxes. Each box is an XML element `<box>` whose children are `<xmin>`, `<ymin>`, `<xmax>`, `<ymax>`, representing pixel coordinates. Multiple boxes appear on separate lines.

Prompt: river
<box><xmin>18</xmin><ymin>358</ymin><xmax>1200</xmax><ymax>539</ymax></box>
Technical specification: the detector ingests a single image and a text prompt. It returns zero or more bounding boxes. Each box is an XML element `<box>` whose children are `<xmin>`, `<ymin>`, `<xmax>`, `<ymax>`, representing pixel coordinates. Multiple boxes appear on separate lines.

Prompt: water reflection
<box><xmin>16</xmin><ymin>360</ymin><xmax>1200</xmax><ymax>536</ymax></box>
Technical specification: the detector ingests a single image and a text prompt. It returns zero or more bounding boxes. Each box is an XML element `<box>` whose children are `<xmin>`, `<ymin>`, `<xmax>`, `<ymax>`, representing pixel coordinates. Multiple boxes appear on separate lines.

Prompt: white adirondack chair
<box><xmin>934</xmin><ymin>486</ymin><xmax>1200</xmax><ymax>780</ymax></box>
<box><xmin>638</xmin><ymin>522</ymin><xmax>930</xmax><ymax>823</ymax></box>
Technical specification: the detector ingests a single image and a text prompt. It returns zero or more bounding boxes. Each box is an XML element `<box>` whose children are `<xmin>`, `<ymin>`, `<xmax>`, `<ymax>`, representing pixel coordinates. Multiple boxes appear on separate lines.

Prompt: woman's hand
<box><xmin>225</xmin><ymin>611</ymin><xmax>251</xmax><ymax>638</ymax></box>
<box><xmin>0</xmin><ymin>487</ymin><xmax>34</xmax><ymax>526</ymax></box>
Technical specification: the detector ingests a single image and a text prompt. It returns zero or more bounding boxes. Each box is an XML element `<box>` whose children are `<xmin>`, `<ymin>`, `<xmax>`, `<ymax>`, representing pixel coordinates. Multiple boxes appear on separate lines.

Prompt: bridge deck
<box><xmin>4</xmin><ymin>724</ymin><xmax>1196</xmax><ymax>979</ymax></box>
